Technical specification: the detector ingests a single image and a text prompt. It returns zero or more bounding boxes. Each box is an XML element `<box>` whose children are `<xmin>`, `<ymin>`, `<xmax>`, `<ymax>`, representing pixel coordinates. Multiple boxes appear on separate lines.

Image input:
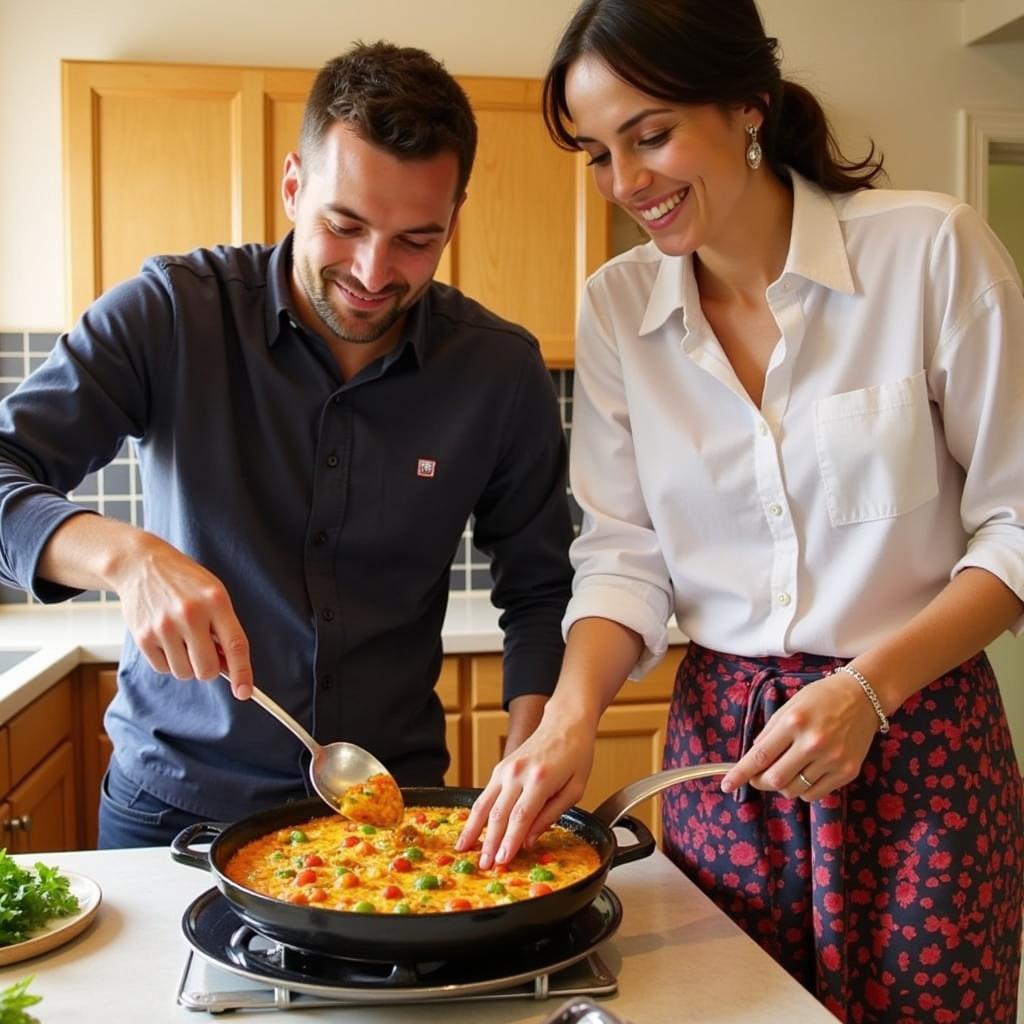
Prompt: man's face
<box><xmin>283</xmin><ymin>121</ymin><xmax>462</xmax><ymax>349</ymax></box>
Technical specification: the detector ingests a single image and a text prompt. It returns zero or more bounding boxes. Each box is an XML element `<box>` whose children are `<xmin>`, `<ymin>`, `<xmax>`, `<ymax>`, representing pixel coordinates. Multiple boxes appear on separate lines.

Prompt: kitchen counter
<box><xmin>0</xmin><ymin>596</ymin><xmax>687</xmax><ymax>721</ymax></box>
<box><xmin>0</xmin><ymin>844</ymin><xmax>833</xmax><ymax>1023</ymax></box>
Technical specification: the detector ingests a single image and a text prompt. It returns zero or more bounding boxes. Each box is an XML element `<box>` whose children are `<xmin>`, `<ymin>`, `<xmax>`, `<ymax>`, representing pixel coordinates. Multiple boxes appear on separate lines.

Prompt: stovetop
<box><xmin>178</xmin><ymin>886</ymin><xmax>622</xmax><ymax>1013</ymax></box>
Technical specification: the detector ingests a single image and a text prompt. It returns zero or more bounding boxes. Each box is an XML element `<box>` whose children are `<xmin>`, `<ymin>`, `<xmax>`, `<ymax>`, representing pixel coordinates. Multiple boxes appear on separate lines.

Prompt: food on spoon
<box><xmin>224</xmin><ymin>807</ymin><xmax>600</xmax><ymax>914</ymax></box>
<box><xmin>337</xmin><ymin>771</ymin><xmax>404</xmax><ymax>827</ymax></box>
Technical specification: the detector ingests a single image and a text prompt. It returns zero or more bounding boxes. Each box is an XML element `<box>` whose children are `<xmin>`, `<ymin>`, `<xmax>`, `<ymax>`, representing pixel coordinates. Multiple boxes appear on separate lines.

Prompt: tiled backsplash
<box><xmin>0</xmin><ymin>328</ymin><xmax>578</xmax><ymax>605</ymax></box>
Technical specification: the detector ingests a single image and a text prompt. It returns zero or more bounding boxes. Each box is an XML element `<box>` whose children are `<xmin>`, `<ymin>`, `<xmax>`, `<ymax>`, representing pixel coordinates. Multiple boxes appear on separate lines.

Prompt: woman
<box><xmin>457</xmin><ymin>1</ymin><xmax>1024</xmax><ymax>1019</ymax></box>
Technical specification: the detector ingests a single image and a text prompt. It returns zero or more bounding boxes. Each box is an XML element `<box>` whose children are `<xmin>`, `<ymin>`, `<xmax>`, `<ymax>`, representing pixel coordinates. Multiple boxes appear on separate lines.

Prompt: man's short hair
<box><xmin>300</xmin><ymin>41</ymin><xmax>478</xmax><ymax>197</ymax></box>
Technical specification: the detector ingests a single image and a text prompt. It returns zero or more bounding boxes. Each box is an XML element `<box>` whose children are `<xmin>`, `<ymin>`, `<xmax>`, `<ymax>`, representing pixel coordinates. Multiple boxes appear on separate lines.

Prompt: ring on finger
<box><xmin>797</xmin><ymin>770</ymin><xmax>814</xmax><ymax>790</ymax></box>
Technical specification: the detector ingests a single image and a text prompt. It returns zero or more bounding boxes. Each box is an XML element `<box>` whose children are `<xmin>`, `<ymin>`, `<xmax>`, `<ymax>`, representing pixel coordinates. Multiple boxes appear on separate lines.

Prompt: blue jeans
<box><xmin>97</xmin><ymin>758</ymin><xmax>209</xmax><ymax>848</ymax></box>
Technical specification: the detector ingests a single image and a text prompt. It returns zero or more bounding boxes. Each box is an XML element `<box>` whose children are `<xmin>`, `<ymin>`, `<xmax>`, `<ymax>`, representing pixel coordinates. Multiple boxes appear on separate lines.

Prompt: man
<box><xmin>0</xmin><ymin>42</ymin><xmax>573</xmax><ymax>846</ymax></box>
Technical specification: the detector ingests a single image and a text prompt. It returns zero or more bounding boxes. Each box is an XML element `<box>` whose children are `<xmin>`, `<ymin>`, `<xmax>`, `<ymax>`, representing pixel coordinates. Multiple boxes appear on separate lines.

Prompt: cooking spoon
<box><xmin>222</xmin><ymin>674</ymin><xmax>404</xmax><ymax>827</ymax></box>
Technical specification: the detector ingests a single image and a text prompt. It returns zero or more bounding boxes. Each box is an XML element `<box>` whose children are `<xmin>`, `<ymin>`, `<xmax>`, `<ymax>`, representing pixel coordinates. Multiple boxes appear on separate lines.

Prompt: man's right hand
<box><xmin>39</xmin><ymin>514</ymin><xmax>253</xmax><ymax>698</ymax></box>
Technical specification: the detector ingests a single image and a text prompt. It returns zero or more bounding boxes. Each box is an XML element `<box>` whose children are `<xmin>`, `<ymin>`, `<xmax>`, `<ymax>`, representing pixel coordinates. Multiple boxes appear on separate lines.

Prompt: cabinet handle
<box><xmin>4</xmin><ymin>815</ymin><xmax>32</xmax><ymax>832</ymax></box>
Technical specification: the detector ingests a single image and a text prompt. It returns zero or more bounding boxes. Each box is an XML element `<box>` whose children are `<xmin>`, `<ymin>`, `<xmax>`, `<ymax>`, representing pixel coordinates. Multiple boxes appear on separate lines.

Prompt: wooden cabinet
<box><xmin>62</xmin><ymin>60</ymin><xmax>609</xmax><ymax>366</ymax></box>
<box><xmin>0</xmin><ymin>677</ymin><xmax>78</xmax><ymax>853</ymax></box>
<box><xmin>19</xmin><ymin>647</ymin><xmax>680</xmax><ymax>850</ymax></box>
<box><xmin>77</xmin><ymin>665</ymin><xmax>118</xmax><ymax>851</ymax></box>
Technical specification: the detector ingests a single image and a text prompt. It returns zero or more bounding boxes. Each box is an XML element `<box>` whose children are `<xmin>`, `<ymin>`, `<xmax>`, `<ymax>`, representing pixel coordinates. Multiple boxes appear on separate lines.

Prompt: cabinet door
<box><xmin>63</xmin><ymin>61</ymin><xmax>607</xmax><ymax>365</ymax></box>
<box><xmin>62</xmin><ymin>60</ymin><xmax>314</xmax><ymax>324</ymax></box>
<box><xmin>449</xmin><ymin>77</ymin><xmax>608</xmax><ymax>367</ymax></box>
<box><xmin>4</xmin><ymin>740</ymin><xmax>77</xmax><ymax>854</ymax></box>
<box><xmin>77</xmin><ymin>666</ymin><xmax>119</xmax><ymax>850</ymax></box>
<box><xmin>473</xmin><ymin>702</ymin><xmax>669</xmax><ymax>844</ymax></box>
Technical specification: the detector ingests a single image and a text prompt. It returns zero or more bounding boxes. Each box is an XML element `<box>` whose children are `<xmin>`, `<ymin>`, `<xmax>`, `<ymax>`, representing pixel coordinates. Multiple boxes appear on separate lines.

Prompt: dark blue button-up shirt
<box><xmin>0</xmin><ymin>236</ymin><xmax>573</xmax><ymax>820</ymax></box>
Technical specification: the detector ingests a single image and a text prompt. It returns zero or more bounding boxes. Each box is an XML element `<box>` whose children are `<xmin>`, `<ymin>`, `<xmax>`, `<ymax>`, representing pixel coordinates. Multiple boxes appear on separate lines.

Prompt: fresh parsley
<box><xmin>0</xmin><ymin>849</ymin><xmax>80</xmax><ymax>946</ymax></box>
<box><xmin>0</xmin><ymin>977</ymin><xmax>41</xmax><ymax>1024</ymax></box>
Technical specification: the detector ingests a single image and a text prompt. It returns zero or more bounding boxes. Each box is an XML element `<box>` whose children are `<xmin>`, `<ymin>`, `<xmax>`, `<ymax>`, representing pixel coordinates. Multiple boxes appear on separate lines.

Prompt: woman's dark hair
<box><xmin>300</xmin><ymin>41</ymin><xmax>478</xmax><ymax>197</ymax></box>
<box><xmin>543</xmin><ymin>0</ymin><xmax>884</xmax><ymax>192</ymax></box>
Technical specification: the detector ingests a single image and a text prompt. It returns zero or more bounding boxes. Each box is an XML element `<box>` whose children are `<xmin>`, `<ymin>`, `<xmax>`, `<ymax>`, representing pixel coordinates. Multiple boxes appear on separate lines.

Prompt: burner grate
<box><xmin>177</xmin><ymin>947</ymin><xmax>617</xmax><ymax>1013</ymax></box>
<box><xmin>178</xmin><ymin>887</ymin><xmax>621</xmax><ymax>1013</ymax></box>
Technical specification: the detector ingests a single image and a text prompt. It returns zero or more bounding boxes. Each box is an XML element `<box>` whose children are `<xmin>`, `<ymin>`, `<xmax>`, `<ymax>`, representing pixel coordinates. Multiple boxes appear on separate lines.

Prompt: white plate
<box><xmin>0</xmin><ymin>870</ymin><xmax>102</xmax><ymax>966</ymax></box>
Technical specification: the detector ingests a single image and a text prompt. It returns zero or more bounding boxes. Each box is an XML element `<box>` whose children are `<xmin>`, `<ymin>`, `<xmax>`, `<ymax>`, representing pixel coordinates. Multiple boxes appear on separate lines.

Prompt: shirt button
<box><xmin>768</xmin><ymin>502</ymin><xmax>783</xmax><ymax>517</ymax></box>
<box><xmin>313</xmin><ymin>531</ymin><xmax>327</xmax><ymax>545</ymax></box>
<box><xmin>777</xmin><ymin>592</ymin><xmax>791</xmax><ymax>607</ymax></box>
<box><xmin>757</xmin><ymin>422</ymin><xmax>768</xmax><ymax>437</ymax></box>
<box><xmin>321</xmin><ymin>608</ymin><xmax>335</xmax><ymax>621</ymax></box>
<box><xmin>326</xmin><ymin>454</ymin><xmax>339</xmax><ymax>468</ymax></box>
<box><xmin>321</xmin><ymin>675</ymin><xmax>332</xmax><ymax>691</ymax></box>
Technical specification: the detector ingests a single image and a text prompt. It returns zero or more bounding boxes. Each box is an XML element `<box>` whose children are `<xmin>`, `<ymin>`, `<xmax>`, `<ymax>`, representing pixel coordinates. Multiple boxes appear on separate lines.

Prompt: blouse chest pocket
<box><xmin>812</xmin><ymin>370</ymin><xmax>939</xmax><ymax>527</ymax></box>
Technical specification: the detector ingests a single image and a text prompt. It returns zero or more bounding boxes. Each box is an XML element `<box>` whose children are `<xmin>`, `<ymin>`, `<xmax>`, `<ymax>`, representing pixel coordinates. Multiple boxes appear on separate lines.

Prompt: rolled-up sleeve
<box><xmin>927</xmin><ymin>208</ymin><xmax>1024</xmax><ymax>633</ymax></box>
<box><xmin>564</xmin><ymin>278</ymin><xmax>673</xmax><ymax>677</ymax></box>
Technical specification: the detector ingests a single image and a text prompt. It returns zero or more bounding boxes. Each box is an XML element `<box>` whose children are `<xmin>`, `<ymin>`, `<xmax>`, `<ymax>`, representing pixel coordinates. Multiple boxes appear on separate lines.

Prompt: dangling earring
<box><xmin>745</xmin><ymin>124</ymin><xmax>763</xmax><ymax>170</ymax></box>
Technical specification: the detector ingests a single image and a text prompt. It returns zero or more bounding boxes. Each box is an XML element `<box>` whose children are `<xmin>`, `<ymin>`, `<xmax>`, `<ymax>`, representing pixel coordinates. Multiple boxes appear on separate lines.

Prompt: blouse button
<box><xmin>757</xmin><ymin>422</ymin><xmax>768</xmax><ymax>437</ymax></box>
<box><xmin>326</xmin><ymin>454</ymin><xmax>339</xmax><ymax>468</ymax></box>
<box><xmin>768</xmin><ymin>503</ymin><xmax>782</xmax><ymax>517</ymax></box>
<box><xmin>777</xmin><ymin>592</ymin><xmax>791</xmax><ymax>607</ymax></box>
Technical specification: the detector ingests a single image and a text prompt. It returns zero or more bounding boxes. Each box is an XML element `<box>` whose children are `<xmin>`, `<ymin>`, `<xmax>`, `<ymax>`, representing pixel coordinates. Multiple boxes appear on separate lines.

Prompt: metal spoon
<box><xmin>223</xmin><ymin>675</ymin><xmax>404</xmax><ymax>826</ymax></box>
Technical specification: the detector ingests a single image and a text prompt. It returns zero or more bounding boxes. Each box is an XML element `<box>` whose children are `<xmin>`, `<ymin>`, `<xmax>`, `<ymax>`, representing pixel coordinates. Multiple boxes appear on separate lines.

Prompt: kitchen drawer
<box><xmin>436</xmin><ymin>657</ymin><xmax>460</xmax><ymax>711</ymax></box>
<box><xmin>470</xmin><ymin>647</ymin><xmax>685</xmax><ymax>710</ymax></box>
<box><xmin>8</xmin><ymin>677</ymin><xmax>73</xmax><ymax>788</ymax></box>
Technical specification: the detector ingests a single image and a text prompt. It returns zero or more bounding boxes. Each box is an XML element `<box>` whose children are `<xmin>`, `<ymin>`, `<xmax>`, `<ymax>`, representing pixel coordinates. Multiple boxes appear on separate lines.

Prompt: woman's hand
<box><xmin>455</xmin><ymin>713</ymin><xmax>599</xmax><ymax>869</ymax></box>
<box><xmin>721</xmin><ymin>670</ymin><xmax>882</xmax><ymax>801</ymax></box>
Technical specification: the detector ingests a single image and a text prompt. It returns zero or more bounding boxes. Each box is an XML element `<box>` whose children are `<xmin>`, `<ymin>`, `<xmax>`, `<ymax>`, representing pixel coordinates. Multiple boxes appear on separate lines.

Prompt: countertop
<box><xmin>0</xmin><ymin>596</ymin><xmax>686</xmax><ymax>721</ymax></box>
<box><xmin>0</xmin><ymin>844</ymin><xmax>834</xmax><ymax>1023</ymax></box>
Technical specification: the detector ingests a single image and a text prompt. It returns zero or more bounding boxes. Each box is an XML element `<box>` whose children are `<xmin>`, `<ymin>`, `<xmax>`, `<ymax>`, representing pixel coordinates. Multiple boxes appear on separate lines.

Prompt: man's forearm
<box><xmin>38</xmin><ymin>512</ymin><xmax>154</xmax><ymax>593</ymax></box>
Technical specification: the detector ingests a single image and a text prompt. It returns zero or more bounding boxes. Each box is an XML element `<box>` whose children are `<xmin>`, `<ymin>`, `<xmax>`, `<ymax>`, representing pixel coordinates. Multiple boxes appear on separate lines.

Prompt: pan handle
<box><xmin>608</xmin><ymin>814</ymin><xmax>656</xmax><ymax>868</ymax></box>
<box><xmin>169</xmin><ymin>822</ymin><xmax>228</xmax><ymax>871</ymax></box>
<box><xmin>593</xmin><ymin>763</ymin><xmax>736</xmax><ymax>829</ymax></box>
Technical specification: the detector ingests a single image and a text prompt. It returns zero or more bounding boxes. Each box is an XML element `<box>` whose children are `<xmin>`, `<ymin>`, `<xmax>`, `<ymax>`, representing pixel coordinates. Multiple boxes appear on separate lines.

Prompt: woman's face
<box><xmin>565</xmin><ymin>56</ymin><xmax>760</xmax><ymax>257</ymax></box>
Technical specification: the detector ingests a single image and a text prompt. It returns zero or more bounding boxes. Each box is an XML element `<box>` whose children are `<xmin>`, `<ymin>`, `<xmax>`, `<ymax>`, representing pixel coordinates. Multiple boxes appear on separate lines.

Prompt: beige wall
<box><xmin>2</xmin><ymin>0</ymin><xmax>1024</xmax><ymax>327</ymax></box>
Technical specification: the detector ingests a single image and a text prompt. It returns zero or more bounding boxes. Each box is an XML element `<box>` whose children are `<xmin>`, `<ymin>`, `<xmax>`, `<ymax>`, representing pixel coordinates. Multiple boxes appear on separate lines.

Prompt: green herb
<box><xmin>0</xmin><ymin>976</ymin><xmax>42</xmax><ymax>1024</ymax></box>
<box><xmin>0</xmin><ymin>850</ymin><xmax>80</xmax><ymax>946</ymax></box>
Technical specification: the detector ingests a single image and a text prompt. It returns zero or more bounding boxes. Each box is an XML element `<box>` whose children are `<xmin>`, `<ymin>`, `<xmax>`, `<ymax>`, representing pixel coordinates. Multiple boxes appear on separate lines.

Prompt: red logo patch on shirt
<box><xmin>417</xmin><ymin>458</ymin><xmax>437</xmax><ymax>478</ymax></box>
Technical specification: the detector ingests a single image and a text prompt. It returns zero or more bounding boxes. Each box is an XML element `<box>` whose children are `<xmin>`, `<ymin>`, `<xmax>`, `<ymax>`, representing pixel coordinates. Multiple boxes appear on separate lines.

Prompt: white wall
<box><xmin>2</xmin><ymin>0</ymin><xmax>1024</xmax><ymax>328</ymax></box>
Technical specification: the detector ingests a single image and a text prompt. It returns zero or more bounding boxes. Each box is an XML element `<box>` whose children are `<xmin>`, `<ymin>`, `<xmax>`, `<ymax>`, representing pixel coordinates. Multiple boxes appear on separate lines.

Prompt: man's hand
<box><xmin>39</xmin><ymin>514</ymin><xmax>253</xmax><ymax>698</ymax></box>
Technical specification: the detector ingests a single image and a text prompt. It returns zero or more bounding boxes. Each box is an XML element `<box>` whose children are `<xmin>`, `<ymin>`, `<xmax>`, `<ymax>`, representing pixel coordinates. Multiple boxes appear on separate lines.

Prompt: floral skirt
<box><xmin>662</xmin><ymin>643</ymin><xmax>1023</xmax><ymax>1023</ymax></box>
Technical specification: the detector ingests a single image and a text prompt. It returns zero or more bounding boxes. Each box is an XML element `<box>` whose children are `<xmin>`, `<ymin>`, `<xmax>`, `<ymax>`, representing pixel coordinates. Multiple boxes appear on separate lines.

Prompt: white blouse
<box><xmin>564</xmin><ymin>170</ymin><xmax>1024</xmax><ymax>675</ymax></box>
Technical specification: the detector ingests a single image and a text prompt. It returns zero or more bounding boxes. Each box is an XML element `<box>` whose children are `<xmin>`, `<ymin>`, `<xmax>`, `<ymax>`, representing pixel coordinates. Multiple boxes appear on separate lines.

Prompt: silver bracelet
<box><xmin>837</xmin><ymin>664</ymin><xmax>891</xmax><ymax>734</ymax></box>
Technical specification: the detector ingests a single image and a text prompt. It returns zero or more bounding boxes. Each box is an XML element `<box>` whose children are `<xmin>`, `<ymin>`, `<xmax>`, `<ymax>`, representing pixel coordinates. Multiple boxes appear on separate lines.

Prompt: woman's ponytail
<box><xmin>767</xmin><ymin>80</ymin><xmax>885</xmax><ymax>192</ymax></box>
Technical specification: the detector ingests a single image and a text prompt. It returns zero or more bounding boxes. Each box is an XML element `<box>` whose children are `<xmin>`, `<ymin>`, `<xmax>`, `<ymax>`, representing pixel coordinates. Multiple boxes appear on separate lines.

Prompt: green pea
<box><xmin>275</xmin><ymin>868</ymin><xmax>296</xmax><ymax>879</ymax></box>
<box><xmin>269</xmin><ymin>851</ymin><xmax>285</xmax><ymax>862</ymax></box>
<box><xmin>529</xmin><ymin>866</ymin><xmax>555</xmax><ymax>883</ymax></box>
<box><xmin>452</xmin><ymin>858</ymin><xmax>476</xmax><ymax>875</ymax></box>
<box><xmin>289</xmin><ymin>830</ymin><xmax>308</xmax><ymax>844</ymax></box>
<box><xmin>359</xmin><ymin>825</ymin><xmax>377</xmax><ymax>835</ymax></box>
<box><xmin>393</xmin><ymin>902</ymin><xmax>411</xmax><ymax>915</ymax></box>
<box><xmin>404</xmin><ymin>846</ymin><xmax>424</xmax><ymax>861</ymax></box>
<box><xmin>485</xmin><ymin>881</ymin><xmax>506</xmax><ymax>895</ymax></box>
<box><xmin>353</xmin><ymin>901</ymin><xmax>376</xmax><ymax>913</ymax></box>
<box><xmin>414</xmin><ymin>874</ymin><xmax>439</xmax><ymax>891</ymax></box>
<box><xmin>335</xmin><ymin>866</ymin><xmax>350</xmax><ymax>876</ymax></box>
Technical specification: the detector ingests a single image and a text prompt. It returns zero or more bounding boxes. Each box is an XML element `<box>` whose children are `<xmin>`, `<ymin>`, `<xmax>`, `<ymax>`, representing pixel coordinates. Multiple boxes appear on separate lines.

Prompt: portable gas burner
<box><xmin>177</xmin><ymin>886</ymin><xmax>622</xmax><ymax>1013</ymax></box>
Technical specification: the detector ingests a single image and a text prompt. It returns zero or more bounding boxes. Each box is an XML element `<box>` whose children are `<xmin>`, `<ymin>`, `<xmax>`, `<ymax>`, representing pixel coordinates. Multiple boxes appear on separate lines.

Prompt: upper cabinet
<box><xmin>62</xmin><ymin>60</ymin><xmax>610</xmax><ymax>367</ymax></box>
